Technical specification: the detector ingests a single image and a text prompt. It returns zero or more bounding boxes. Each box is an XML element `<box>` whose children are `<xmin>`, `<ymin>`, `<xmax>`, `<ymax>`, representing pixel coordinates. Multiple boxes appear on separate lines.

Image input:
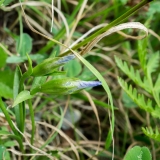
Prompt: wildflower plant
<box><xmin>0</xmin><ymin>0</ymin><xmax>156</xmax><ymax>159</ymax></box>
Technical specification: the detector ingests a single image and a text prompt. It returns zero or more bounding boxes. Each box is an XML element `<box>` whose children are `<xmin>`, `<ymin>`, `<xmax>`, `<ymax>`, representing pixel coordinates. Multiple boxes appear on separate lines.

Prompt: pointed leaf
<box><xmin>13</xmin><ymin>90</ymin><xmax>34</xmax><ymax>107</ymax></box>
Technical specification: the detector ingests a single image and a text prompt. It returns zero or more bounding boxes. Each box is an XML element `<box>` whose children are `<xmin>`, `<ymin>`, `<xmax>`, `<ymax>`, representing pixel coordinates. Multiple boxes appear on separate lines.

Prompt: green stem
<box><xmin>8</xmin><ymin>134</ymin><xmax>24</xmax><ymax>152</ymax></box>
<box><xmin>14</xmin><ymin>66</ymin><xmax>22</xmax><ymax>132</ymax></box>
<box><xmin>17</xmin><ymin>10</ymin><xmax>23</xmax><ymax>54</ymax></box>
<box><xmin>60</xmin><ymin>0</ymin><xmax>153</xmax><ymax>56</ymax></box>
<box><xmin>0</xmin><ymin>97</ymin><xmax>19</xmax><ymax>136</ymax></box>
<box><xmin>16</xmin><ymin>11</ymin><xmax>26</xmax><ymax>133</ymax></box>
<box><xmin>18</xmin><ymin>55</ymin><xmax>33</xmax><ymax>133</ymax></box>
<box><xmin>18</xmin><ymin>77</ymin><xmax>25</xmax><ymax>133</ymax></box>
<box><xmin>19</xmin><ymin>102</ymin><xmax>25</xmax><ymax>132</ymax></box>
<box><xmin>28</xmin><ymin>99</ymin><xmax>35</xmax><ymax>145</ymax></box>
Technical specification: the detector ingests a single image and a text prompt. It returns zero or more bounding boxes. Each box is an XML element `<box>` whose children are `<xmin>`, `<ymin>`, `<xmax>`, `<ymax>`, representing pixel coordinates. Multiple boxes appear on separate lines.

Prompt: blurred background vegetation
<box><xmin>0</xmin><ymin>0</ymin><xmax>160</xmax><ymax>159</ymax></box>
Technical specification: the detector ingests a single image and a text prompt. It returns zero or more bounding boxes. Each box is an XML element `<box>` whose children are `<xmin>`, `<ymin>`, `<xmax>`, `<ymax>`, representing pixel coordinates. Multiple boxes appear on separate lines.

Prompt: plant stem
<box><xmin>0</xmin><ymin>97</ymin><xmax>19</xmax><ymax>136</ymax></box>
<box><xmin>0</xmin><ymin>98</ymin><xmax>24</xmax><ymax>151</ymax></box>
<box><xmin>14</xmin><ymin>66</ymin><xmax>23</xmax><ymax>133</ymax></box>
<box><xmin>18</xmin><ymin>54</ymin><xmax>33</xmax><ymax>133</ymax></box>
<box><xmin>8</xmin><ymin>134</ymin><xmax>24</xmax><ymax>152</ymax></box>
<box><xmin>60</xmin><ymin>0</ymin><xmax>153</xmax><ymax>56</ymax></box>
<box><xmin>28</xmin><ymin>99</ymin><xmax>35</xmax><ymax>145</ymax></box>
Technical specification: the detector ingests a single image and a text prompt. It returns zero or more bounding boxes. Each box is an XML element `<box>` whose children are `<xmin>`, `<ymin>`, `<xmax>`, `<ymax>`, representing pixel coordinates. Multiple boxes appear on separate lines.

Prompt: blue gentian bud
<box><xmin>32</xmin><ymin>55</ymin><xmax>75</xmax><ymax>77</ymax></box>
<box><xmin>30</xmin><ymin>78</ymin><xmax>101</xmax><ymax>95</ymax></box>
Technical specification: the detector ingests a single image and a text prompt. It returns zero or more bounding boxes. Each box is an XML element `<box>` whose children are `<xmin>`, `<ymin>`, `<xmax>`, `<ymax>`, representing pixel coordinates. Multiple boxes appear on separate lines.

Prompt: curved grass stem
<box><xmin>60</xmin><ymin>0</ymin><xmax>153</xmax><ymax>56</ymax></box>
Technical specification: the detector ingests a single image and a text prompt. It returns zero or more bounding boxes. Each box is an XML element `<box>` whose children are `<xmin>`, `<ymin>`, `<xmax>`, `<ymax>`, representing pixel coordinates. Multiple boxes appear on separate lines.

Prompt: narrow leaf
<box><xmin>13</xmin><ymin>90</ymin><xmax>34</xmax><ymax>107</ymax></box>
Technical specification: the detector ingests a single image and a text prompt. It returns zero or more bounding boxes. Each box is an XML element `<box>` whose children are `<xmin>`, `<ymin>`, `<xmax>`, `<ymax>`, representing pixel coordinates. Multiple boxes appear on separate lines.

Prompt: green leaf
<box><xmin>30</xmin><ymin>76</ymin><xmax>47</xmax><ymax>92</ymax></box>
<box><xmin>118</xmin><ymin>0</ymin><xmax>127</xmax><ymax>5</ymax></box>
<box><xmin>1</xmin><ymin>0</ymin><xmax>13</xmax><ymax>6</ymax></box>
<box><xmin>105</xmin><ymin>129</ymin><xmax>112</xmax><ymax>149</ymax></box>
<box><xmin>0</xmin><ymin>130</ymin><xmax>11</xmax><ymax>135</ymax></box>
<box><xmin>13</xmin><ymin>90</ymin><xmax>34</xmax><ymax>107</ymax></box>
<box><xmin>0</xmin><ymin>70</ymin><xmax>14</xmax><ymax>88</ymax></box>
<box><xmin>118</xmin><ymin>78</ymin><xmax>154</xmax><ymax>113</ymax></box>
<box><xmin>151</xmin><ymin>106</ymin><xmax>160</xmax><ymax>118</ymax></box>
<box><xmin>142</xmin><ymin>126</ymin><xmax>160</xmax><ymax>142</ymax></box>
<box><xmin>147</xmin><ymin>52</ymin><xmax>159</xmax><ymax>78</ymax></box>
<box><xmin>124</xmin><ymin>146</ymin><xmax>152</xmax><ymax>160</ymax></box>
<box><xmin>0</xmin><ymin>0</ymin><xmax>5</xmax><ymax>6</ymax></box>
<box><xmin>0</xmin><ymin>145</ymin><xmax>10</xmax><ymax>160</ymax></box>
<box><xmin>29</xmin><ymin>54</ymin><xmax>46</xmax><ymax>63</ymax></box>
<box><xmin>0</xmin><ymin>46</ymin><xmax>7</xmax><ymax>68</ymax></box>
<box><xmin>122</xmin><ymin>91</ymin><xmax>137</xmax><ymax>108</ymax></box>
<box><xmin>7</xmin><ymin>54</ymin><xmax>46</xmax><ymax>64</ymax></box>
<box><xmin>64</xmin><ymin>59</ymin><xmax>82</xmax><ymax>77</ymax></box>
<box><xmin>13</xmin><ymin>67</ymin><xmax>22</xmax><ymax>100</ymax></box>
<box><xmin>0</xmin><ymin>82</ymin><xmax>13</xmax><ymax>98</ymax></box>
<box><xmin>16</xmin><ymin>33</ymin><xmax>32</xmax><ymax>56</ymax></box>
<box><xmin>6</xmin><ymin>56</ymin><xmax>26</xmax><ymax>63</ymax></box>
<box><xmin>70</xmin><ymin>51</ymin><xmax>114</xmax><ymax>149</ymax></box>
<box><xmin>138</xmin><ymin>39</ymin><xmax>147</xmax><ymax>72</ymax></box>
<box><xmin>154</xmin><ymin>74</ymin><xmax>160</xmax><ymax>91</ymax></box>
<box><xmin>78</xmin><ymin>67</ymin><xmax>95</xmax><ymax>80</ymax></box>
<box><xmin>115</xmin><ymin>56</ymin><xmax>151</xmax><ymax>93</ymax></box>
<box><xmin>4</xmin><ymin>141</ymin><xmax>16</xmax><ymax>147</ymax></box>
<box><xmin>13</xmin><ymin>66</ymin><xmax>22</xmax><ymax>129</ymax></box>
<box><xmin>20</xmin><ymin>54</ymin><xmax>33</xmax><ymax>84</ymax></box>
<box><xmin>147</xmin><ymin>1</ymin><xmax>160</xmax><ymax>17</ymax></box>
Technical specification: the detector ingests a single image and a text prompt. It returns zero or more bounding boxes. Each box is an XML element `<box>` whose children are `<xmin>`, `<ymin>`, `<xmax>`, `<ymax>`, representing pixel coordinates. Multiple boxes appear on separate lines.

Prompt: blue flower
<box><xmin>65</xmin><ymin>80</ymin><xmax>101</xmax><ymax>89</ymax></box>
<box><xmin>55</xmin><ymin>54</ymin><xmax>75</xmax><ymax>64</ymax></box>
<box><xmin>64</xmin><ymin>80</ymin><xmax>102</xmax><ymax>94</ymax></box>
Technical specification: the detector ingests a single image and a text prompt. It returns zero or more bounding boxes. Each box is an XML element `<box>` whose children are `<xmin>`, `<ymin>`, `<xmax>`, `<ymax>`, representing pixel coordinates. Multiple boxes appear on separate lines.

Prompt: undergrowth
<box><xmin>0</xmin><ymin>0</ymin><xmax>159</xmax><ymax>160</ymax></box>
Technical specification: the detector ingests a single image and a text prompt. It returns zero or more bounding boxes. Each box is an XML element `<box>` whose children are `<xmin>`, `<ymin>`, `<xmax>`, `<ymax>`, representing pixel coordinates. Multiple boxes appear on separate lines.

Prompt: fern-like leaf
<box><xmin>154</xmin><ymin>74</ymin><xmax>160</xmax><ymax>91</ymax></box>
<box><xmin>115</xmin><ymin>56</ymin><xmax>151</xmax><ymax>93</ymax></box>
<box><xmin>147</xmin><ymin>51</ymin><xmax>159</xmax><ymax>77</ymax></box>
<box><xmin>153</xmin><ymin>70</ymin><xmax>160</xmax><ymax>107</ymax></box>
<box><xmin>138</xmin><ymin>37</ymin><xmax>147</xmax><ymax>72</ymax></box>
<box><xmin>146</xmin><ymin>52</ymin><xmax>159</xmax><ymax>88</ymax></box>
<box><xmin>151</xmin><ymin>105</ymin><xmax>160</xmax><ymax>118</ymax></box>
<box><xmin>118</xmin><ymin>77</ymin><xmax>154</xmax><ymax>113</ymax></box>
<box><xmin>142</xmin><ymin>126</ymin><xmax>160</xmax><ymax>142</ymax></box>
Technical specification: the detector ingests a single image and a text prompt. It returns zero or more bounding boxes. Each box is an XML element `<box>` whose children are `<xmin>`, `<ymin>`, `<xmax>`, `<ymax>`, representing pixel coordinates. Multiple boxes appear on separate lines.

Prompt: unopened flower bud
<box><xmin>30</xmin><ymin>78</ymin><xmax>101</xmax><ymax>95</ymax></box>
<box><xmin>32</xmin><ymin>54</ymin><xmax>75</xmax><ymax>77</ymax></box>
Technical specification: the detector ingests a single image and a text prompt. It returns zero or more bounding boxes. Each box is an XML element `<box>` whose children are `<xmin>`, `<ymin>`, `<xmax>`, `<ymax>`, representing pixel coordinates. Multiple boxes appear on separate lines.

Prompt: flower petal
<box><xmin>74</xmin><ymin>81</ymin><xmax>102</xmax><ymax>89</ymax></box>
<box><xmin>55</xmin><ymin>54</ymin><xmax>75</xmax><ymax>64</ymax></box>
